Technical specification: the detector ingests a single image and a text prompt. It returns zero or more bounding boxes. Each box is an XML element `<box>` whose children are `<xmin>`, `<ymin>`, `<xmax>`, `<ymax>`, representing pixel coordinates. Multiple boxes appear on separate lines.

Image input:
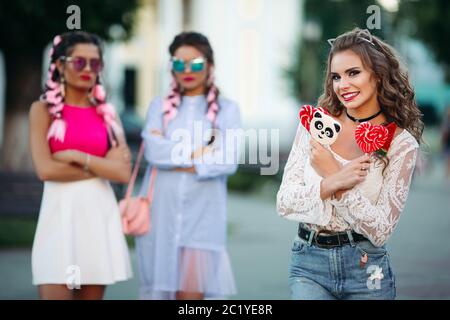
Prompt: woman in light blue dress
<box><xmin>136</xmin><ymin>32</ymin><xmax>241</xmax><ymax>300</ymax></box>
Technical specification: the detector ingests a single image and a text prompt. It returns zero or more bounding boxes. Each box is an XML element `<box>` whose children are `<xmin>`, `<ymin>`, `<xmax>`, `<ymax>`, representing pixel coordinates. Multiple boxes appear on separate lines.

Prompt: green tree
<box><xmin>0</xmin><ymin>0</ymin><xmax>139</xmax><ymax>171</ymax></box>
<box><xmin>397</xmin><ymin>0</ymin><xmax>450</xmax><ymax>82</ymax></box>
<box><xmin>286</xmin><ymin>0</ymin><xmax>387</xmax><ymax>104</ymax></box>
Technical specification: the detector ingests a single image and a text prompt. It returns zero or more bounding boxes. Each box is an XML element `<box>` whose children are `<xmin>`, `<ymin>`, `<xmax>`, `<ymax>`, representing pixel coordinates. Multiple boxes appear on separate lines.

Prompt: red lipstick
<box><xmin>342</xmin><ymin>91</ymin><xmax>359</xmax><ymax>102</ymax></box>
<box><xmin>80</xmin><ymin>75</ymin><xmax>92</xmax><ymax>81</ymax></box>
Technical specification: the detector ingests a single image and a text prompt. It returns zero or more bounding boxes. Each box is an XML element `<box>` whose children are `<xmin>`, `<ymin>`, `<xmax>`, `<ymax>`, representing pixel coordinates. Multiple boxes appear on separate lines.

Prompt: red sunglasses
<box><xmin>61</xmin><ymin>56</ymin><xmax>103</xmax><ymax>73</ymax></box>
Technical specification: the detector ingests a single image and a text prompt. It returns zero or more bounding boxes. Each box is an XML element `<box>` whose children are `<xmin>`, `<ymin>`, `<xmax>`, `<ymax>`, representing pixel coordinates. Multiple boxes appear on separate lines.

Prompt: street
<box><xmin>0</xmin><ymin>156</ymin><xmax>449</xmax><ymax>299</ymax></box>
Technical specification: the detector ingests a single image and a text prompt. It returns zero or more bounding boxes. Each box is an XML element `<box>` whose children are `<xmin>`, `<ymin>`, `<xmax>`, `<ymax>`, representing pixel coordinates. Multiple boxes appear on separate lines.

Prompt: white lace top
<box><xmin>276</xmin><ymin>123</ymin><xmax>419</xmax><ymax>247</ymax></box>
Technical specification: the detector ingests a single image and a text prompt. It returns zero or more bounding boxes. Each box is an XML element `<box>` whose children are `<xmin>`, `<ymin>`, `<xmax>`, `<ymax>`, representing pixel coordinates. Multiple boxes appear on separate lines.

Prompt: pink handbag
<box><xmin>119</xmin><ymin>142</ymin><xmax>157</xmax><ymax>236</ymax></box>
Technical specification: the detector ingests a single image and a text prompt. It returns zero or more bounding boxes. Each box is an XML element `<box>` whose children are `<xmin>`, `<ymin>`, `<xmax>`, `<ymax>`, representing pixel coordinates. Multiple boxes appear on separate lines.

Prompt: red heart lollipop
<box><xmin>380</xmin><ymin>122</ymin><xmax>397</xmax><ymax>152</ymax></box>
<box><xmin>355</xmin><ymin>122</ymin><xmax>389</xmax><ymax>153</ymax></box>
<box><xmin>299</xmin><ymin>105</ymin><xmax>326</xmax><ymax>132</ymax></box>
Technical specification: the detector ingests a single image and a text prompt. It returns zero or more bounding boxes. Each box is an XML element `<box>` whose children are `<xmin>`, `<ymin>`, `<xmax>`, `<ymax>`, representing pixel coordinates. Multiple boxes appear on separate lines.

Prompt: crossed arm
<box><xmin>29</xmin><ymin>101</ymin><xmax>131</xmax><ymax>183</ymax></box>
<box><xmin>147</xmin><ymin>129</ymin><xmax>212</xmax><ymax>174</ymax></box>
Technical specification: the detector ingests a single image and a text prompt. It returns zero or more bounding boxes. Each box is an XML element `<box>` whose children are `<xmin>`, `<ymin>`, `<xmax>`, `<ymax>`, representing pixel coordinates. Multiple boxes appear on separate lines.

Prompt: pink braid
<box><xmin>44</xmin><ymin>84</ymin><xmax>66</xmax><ymax>142</ymax></box>
<box><xmin>94</xmin><ymin>84</ymin><xmax>123</xmax><ymax>146</ymax></box>
<box><xmin>47</xmin><ymin>35</ymin><xmax>62</xmax><ymax>59</ymax></box>
<box><xmin>92</xmin><ymin>84</ymin><xmax>106</xmax><ymax>102</ymax></box>
<box><xmin>43</xmin><ymin>35</ymin><xmax>68</xmax><ymax>142</ymax></box>
<box><xmin>45</xmin><ymin>64</ymin><xmax>58</xmax><ymax>89</ymax></box>
<box><xmin>162</xmin><ymin>76</ymin><xmax>181</xmax><ymax>129</ymax></box>
<box><xmin>43</xmin><ymin>60</ymin><xmax>66</xmax><ymax>142</ymax></box>
<box><xmin>205</xmin><ymin>72</ymin><xmax>220</xmax><ymax>126</ymax></box>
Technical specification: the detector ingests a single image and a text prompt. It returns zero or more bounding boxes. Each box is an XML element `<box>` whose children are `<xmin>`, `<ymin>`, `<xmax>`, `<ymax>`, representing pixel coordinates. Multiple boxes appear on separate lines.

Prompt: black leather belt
<box><xmin>298</xmin><ymin>224</ymin><xmax>368</xmax><ymax>248</ymax></box>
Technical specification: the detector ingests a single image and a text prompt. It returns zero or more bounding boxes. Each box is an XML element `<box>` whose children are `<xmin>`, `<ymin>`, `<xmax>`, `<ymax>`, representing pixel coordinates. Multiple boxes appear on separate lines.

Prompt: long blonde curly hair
<box><xmin>318</xmin><ymin>28</ymin><xmax>424</xmax><ymax>145</ymax></box>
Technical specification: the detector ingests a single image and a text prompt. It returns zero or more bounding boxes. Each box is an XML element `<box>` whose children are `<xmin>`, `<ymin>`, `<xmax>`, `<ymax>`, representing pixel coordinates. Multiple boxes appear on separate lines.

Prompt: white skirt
<box><xmin>32</xmin><ymin>178</ymin><xmax>133</xmax><ymax>285</ymax></box>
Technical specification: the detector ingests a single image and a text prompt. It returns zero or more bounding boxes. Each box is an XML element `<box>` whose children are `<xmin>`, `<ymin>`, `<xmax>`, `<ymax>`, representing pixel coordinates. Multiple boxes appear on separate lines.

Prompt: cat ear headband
<box><xmin>327</xmin><ymin>29</ymin><xmax>376</xmax><ymax>47</ymax></box>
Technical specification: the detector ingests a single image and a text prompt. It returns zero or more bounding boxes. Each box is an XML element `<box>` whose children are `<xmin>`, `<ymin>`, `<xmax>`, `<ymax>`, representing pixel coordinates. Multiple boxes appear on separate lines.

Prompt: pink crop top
<box><xmin>49</xmin><ymin>104</ymin><xmax>109</xmax><ymax>157</ymax></box>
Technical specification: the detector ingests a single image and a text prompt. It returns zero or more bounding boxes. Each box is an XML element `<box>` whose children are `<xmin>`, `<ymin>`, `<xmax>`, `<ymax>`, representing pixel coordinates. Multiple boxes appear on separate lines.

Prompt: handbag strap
<box><xmin>145</xmin><ymin>167</ymin><xmax>157</xmax><ymax>201</ymax></box>
<box><xmin>124</xmin><ymin>111</ymin><xmax>168</xmax><ymax>201</ymax></box>
<box><xmin>124</xmin><ymin>142</ymin><xmax>158</xmax><ymax>202</ymax></box>
<box><xmin>124</xmin><ymin>142</ymin><xmax>145</xmax><ymax>201</ymax></box>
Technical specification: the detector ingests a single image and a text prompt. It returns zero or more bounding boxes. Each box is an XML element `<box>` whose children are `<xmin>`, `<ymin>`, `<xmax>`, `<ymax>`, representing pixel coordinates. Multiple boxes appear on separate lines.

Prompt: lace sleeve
<box><xmin>330</xmin><ymin>134</ymin><xmax>419</xmax><ymax>247</ymax></box>
<box><xmin>276</xmin><ymin>123</ymin><xmax>333</xmax><ymax>226</ymax></box>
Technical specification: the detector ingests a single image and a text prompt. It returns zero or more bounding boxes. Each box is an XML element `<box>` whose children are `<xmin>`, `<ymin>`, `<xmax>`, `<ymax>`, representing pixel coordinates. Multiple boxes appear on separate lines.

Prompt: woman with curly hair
<box><xmin>277</xmin><ymin>28</ymin><xmax>423</xmax><ymax>300</ymax></box>
<box><xmin>29</xmin><ymin>31</ymin><xmax>132</xmax><ymax>300</ymax></box>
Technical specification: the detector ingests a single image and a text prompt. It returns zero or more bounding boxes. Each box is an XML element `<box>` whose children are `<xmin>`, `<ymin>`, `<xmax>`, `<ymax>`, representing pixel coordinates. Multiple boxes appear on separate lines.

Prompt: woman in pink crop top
<box><xmin>29</xmin><ymin>32</ymin><xmax>132</xmax><ymax>300</ymax></box>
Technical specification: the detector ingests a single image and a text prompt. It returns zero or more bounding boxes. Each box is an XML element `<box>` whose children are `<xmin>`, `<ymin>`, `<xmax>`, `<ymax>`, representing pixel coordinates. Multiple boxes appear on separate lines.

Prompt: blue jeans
<box><xmin>289</xmin><ymin>235</ymin><xmax>396</xmax><ymax>300</ymax></box>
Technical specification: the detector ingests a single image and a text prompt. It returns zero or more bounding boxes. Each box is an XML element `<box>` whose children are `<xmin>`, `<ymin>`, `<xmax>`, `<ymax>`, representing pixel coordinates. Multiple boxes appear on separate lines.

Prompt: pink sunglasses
<box><xmin>61</xmin><ymin>56</ymin><xmax>103</xmax><ymax>73</ymax></box>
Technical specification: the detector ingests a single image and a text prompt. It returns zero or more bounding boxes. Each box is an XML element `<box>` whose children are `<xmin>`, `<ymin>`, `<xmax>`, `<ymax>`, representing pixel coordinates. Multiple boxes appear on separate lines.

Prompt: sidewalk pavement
<box><xmin>1</xmin><ymin>157</ymin><xmax>449</xmax><ymax>299</ymax></box>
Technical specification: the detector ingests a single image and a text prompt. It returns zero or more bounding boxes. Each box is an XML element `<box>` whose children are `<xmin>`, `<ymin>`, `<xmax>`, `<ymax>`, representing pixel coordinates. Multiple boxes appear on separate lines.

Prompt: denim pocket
<box><xmin>291</xmin><ymin>240</ymin><xmax>307</xmax><ymax>254</ymax></box>
<box><xmin>356</xmin><ymin>240</ymin><xmax>387</xmax><ymax>257</ymax></box>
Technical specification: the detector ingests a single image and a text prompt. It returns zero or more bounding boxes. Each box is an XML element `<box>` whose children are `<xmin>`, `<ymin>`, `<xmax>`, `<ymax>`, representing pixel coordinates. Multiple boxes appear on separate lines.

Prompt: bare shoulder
<box><xmin>29</xmin><ymin>100</ymin><xmax>51</xmax><ymax>127</ymax></box>
<box><xmin>29</xmin><ymin>100</ymin><xmax>49</xmax><ymax>119</ymax></box>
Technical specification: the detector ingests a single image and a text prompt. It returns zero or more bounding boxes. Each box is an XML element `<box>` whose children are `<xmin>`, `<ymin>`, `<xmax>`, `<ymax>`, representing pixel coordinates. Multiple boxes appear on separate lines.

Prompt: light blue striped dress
<box><xmin>135</xmin><ymin>94</ymin><xmax>241</xmax><ymax>299</ymax></box>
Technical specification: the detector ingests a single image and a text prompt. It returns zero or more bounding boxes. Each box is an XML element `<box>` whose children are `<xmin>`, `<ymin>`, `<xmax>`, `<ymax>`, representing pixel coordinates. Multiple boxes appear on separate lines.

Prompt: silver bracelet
<box><xmin>84</xmin><ymin>154</ymin><xmax>90</xmax><ymax>172</ymax></box>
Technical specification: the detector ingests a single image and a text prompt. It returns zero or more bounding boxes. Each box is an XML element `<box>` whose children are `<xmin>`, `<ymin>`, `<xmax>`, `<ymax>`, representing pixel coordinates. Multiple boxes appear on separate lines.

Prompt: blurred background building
<box><xmin>1</xmin><ymin>0</ymin><xmax>450</xmax><ymax>174</ymax></box>
<box><xmin>103</xmin><ymin>0</ymin><xmax>303</xmax><ymax>153</ymax></box>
